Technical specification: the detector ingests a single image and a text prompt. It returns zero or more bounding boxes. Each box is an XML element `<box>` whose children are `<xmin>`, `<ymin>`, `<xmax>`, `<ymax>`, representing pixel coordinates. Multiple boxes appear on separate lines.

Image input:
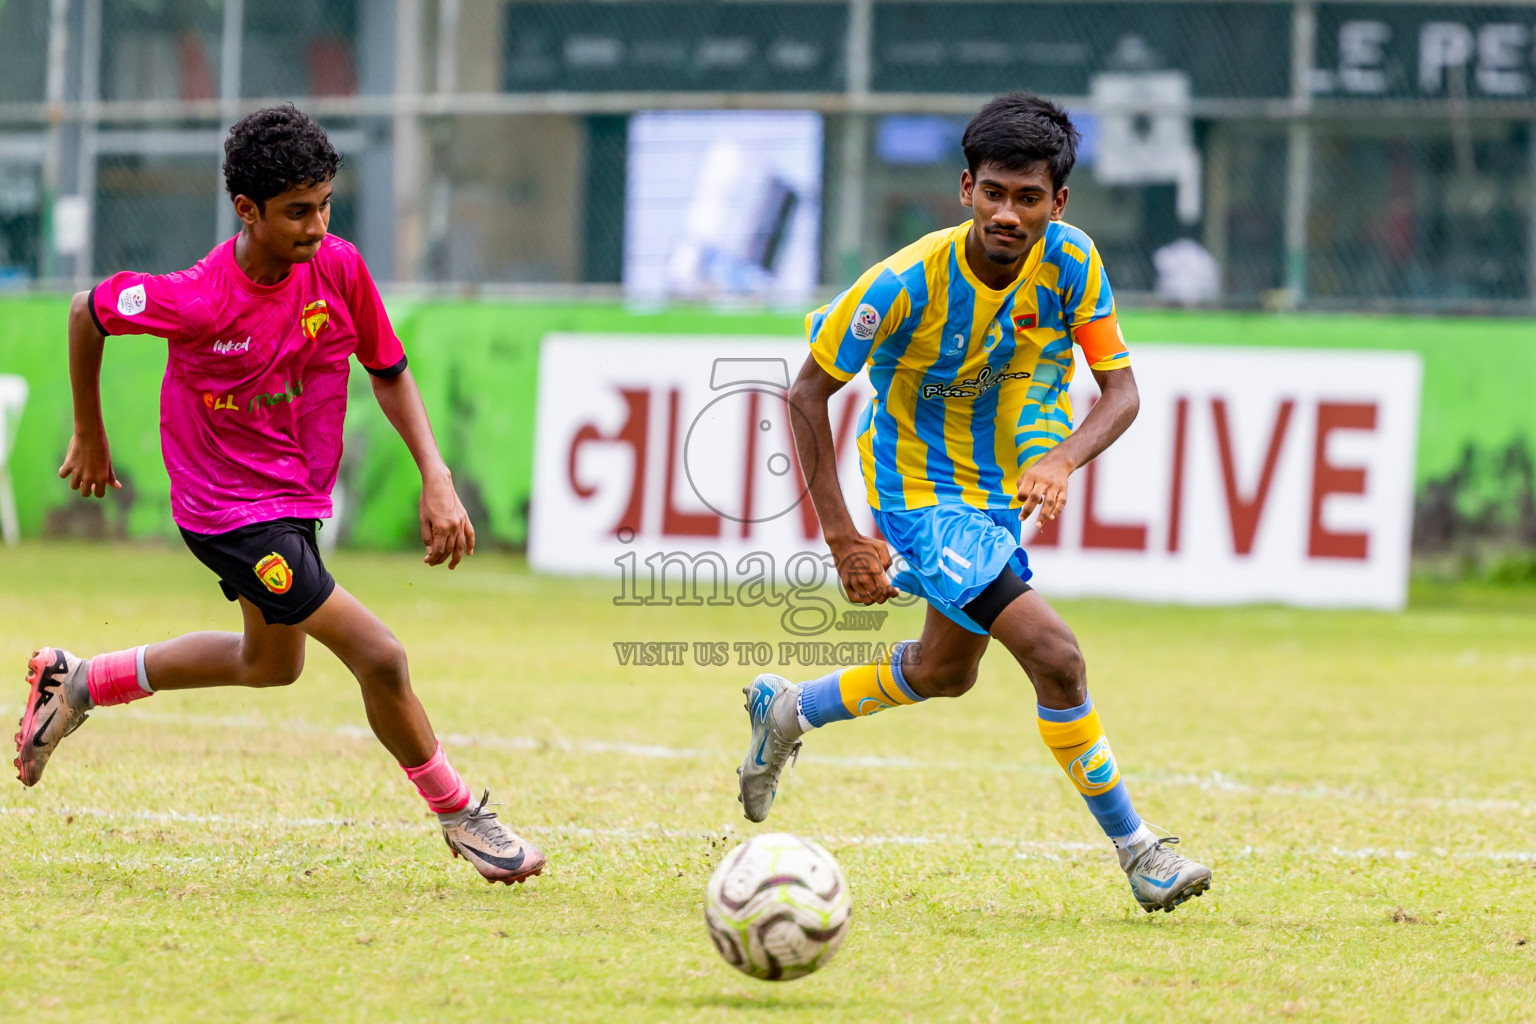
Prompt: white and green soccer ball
<box><xmin>704</xmin><ymin>833</ymin><xmax>852</xmax><ymax>981</ymax></box>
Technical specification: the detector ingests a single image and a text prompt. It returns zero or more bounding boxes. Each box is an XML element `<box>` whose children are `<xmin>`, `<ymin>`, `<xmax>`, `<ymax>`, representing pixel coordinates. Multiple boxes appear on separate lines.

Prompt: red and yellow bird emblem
<box><xmin>301</xmin><ymin>300</ymin><xmax>330</xmax><ymax>342</ymax></box>
<box><xmin>254</xmin><ymin>552</ymin><xmax>293</xmax><ymax>594</ymax></box>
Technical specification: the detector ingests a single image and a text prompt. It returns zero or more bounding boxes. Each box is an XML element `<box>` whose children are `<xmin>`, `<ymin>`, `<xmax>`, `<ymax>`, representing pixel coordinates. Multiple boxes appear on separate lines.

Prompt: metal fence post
<box><xmin>435</xmin><ymin>0</ymin><xmax>461</xmax><ymax>95</ymax></box>
<box><xmin>78</xmin><ymin>0</ymin><xmax>101</xmax><ymax>283</ymax></box>
<box><xmin>215</xmin><ymin>0</ymin><xmax>245</xmax><ymax>245</ymax></box>
<box><xmin>41</xmin><ymin>0</ymin><xmax>69</xmax><ymax>281</ymax></box>
<box><xmin>393</xmin><ymin>0</ymin><xmax>425</xmax><ymax>283</ymax></box>
<box><xmin>835</xmin><ymin>0</ymin><xmax>873</xmax><ymax>285</ymax></box>
<box><xmin>1529</xmin><ymin>120</ymin><xmax>1536</xmax><ymax>309</ymax></box>
<box><xmin>1283</xmin><ymin>0</ymin><xmax>1315</xmax><ymax>304</ymax></box>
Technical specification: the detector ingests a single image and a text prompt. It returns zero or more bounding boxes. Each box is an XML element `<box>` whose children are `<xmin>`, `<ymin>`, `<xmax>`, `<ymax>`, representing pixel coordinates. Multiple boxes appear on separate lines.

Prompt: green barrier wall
<box><xmin>2</xmin><ymin>299</ymin><xmax>1532</xmax><ymax>548</ymax></box>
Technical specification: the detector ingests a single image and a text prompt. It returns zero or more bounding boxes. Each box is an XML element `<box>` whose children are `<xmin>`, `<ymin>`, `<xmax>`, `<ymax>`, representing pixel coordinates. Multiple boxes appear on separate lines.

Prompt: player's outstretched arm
<box><xmin>369</xmin><ymin>368</ymin><xmax>475</xmax><ymax>569</ymax></box>
<box><xmin>1017</xmin><ymin>365</ymin><xmax>1140</xmax><ymax>523</ymax></box>
<box><xmin>787</xmin><ymin>355</ymin><xmax>898</xmax><ymax>606</ymax></box>
<box><xmin>59</xmin><ymin>290</ymin><xmax>121</xmax><ymax>498</ymax></box>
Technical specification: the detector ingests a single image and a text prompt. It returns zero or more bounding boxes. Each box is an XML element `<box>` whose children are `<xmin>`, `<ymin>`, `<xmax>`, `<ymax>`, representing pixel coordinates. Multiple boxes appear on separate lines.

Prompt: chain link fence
<box><xmin>1</xmin><ymin>0</ymin><xmax>1535</xmax><ymax>311</ymax></box>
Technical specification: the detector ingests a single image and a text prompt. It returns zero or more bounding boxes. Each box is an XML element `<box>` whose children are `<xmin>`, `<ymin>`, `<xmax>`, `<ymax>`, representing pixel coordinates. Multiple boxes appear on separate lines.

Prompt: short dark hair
<box><xmin>223</xmin><ymin>104</ymin><xmax>341</xmax><ymax>211</ymax></box>
<box><xmin>961</xmin><ymin>92</ymin><xmax>1080</xmax><ymax>192</ymax></box>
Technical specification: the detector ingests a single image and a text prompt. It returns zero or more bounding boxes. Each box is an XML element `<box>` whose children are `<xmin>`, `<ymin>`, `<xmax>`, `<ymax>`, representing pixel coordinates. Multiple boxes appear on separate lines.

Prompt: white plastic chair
<box><xmin>0</xmin><ymin>374</ymin><xmax>28</xmax><ymax>546</ymax></box>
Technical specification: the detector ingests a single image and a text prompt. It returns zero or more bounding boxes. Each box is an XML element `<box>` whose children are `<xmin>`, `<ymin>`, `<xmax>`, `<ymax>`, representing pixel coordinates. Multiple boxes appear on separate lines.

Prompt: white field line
<box><xmin>6</xmin><ymin>704</ymin><xmax>1536</xmax><ymax>816</ymax></box>
<box><xmin>3</xmin><ymin>804</ymin><xmax>1534</xmax><ymax>866</ymax></box>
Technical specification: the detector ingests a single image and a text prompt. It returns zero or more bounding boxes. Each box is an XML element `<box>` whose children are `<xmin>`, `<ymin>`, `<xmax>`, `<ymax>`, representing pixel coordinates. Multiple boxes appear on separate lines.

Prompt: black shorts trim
<box><xmin>364</xmin><ymin>354</ymin><xmax>408</xmax><ymax>379</ymax></box>
<box><xmin>180</xmin><ymin>517</ymin><xmax>337</xmax><ymax>626</ymax></box>
<box><xmin>86</xmin><ymin>284</ymin><xmax>111</xmax><ymax>337</ymax></box>
<box><xmin>961</xmin><ymin>567</ymin><xmax>1033</xmax><ymax>633</ymax></box>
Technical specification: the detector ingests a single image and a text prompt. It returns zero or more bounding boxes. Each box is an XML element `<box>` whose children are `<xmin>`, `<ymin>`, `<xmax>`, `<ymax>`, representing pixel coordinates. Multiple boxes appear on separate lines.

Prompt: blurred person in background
<box><xmin>1153</xmin><ymin>237</ymin><xmax>1221</xmax><ymax>305</ymax></box>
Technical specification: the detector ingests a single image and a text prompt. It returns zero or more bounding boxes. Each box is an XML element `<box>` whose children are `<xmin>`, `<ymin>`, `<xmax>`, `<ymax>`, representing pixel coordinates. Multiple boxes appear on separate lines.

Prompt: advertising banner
<box><xmin>530</xmin><ymin>335</ymin><xmax>1422</xmax><ymax>609</ymax></box>
<box><xmin>503</xmin><ymin>2</ymin><xmax>847</xmax><ymax>93</ymax></box>
<box><xmin>871</xmin><ymin>2</ymin><xmax>1292</xmax><ymax>97</ymax></box>
<box><xmin>1315</xmin><ymin>4</ymin><xmax>1536</xmax><ymax>100</ymax></box>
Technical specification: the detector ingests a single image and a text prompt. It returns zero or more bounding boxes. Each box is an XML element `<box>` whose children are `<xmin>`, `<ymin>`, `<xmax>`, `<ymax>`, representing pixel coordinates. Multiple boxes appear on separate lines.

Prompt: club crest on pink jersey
<box><xmin>301</xmin><ymin>300</ymin><xmax>330</xmax><ymax>341</ymax></box>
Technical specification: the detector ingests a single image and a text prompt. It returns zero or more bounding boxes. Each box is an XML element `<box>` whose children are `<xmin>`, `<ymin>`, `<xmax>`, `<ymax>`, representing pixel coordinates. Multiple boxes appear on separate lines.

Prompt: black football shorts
<box><xmin>179</xmin><ymin>517</ymin><xmax>337</xmax><ymax>626</ymax></box>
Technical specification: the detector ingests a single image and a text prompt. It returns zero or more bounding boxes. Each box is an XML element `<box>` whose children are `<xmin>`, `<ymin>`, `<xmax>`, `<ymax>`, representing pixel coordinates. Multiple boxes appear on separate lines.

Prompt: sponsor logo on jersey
<box><xmin>249</xmin><ymin>379</ymin><xmax>304</xmax><ymax>413</ymax></box>
<box><xmin>254</xmin><ymin>552</ymin><xmax>294</xmax><ymax>594</ymax></box>
<box><xmin>850</xmin><ymin>303</ymin><xmax>881</xmax><ymax>342</ymax></box>
<box><xmin>203</xmin><ymin>392</ymin><xmax>239</xmax><ymax>412</ymax></box>
<box><xmin>213</xmin><ymin>337</ymin><xmax>251</xmax><ymax>355</ymax></box>
<box><xmin>1070</xmin><ymin>737</ymin><xmax>1119</xmax><ymax>791</ymax></box>
<box><xmin>301</xmin><ymin>299</ymin><xmax>330</xmax><ymax>341</ymax></box>
<box><xmin>117</xmin><ymin>284</ymin><xmax>147</xmax><ymax>317</ymax></box>
<box><xmin>919</xmin><ymin>362</ymin><xmax>1031</xmax><ymax>400</ymax></box>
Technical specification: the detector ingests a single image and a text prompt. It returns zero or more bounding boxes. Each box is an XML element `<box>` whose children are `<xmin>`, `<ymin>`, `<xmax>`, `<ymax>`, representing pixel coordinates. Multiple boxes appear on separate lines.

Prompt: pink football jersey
<box><xmin>89</xmin><ymin>235</ymin><xmax>406</xmax><ymax>533</ymax></box>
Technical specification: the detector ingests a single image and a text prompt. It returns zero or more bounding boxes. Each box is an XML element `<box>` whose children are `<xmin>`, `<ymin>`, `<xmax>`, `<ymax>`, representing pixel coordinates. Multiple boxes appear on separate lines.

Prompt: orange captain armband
<box><xmin>1073</xmin><ymin>313</ymin><xmax>1130</xmax><ymax>371</ymax></box>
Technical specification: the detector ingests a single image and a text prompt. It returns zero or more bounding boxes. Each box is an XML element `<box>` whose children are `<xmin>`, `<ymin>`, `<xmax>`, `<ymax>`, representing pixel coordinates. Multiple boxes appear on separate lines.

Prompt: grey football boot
<box><xmin>737</xmin><ymin>673</ymin><xmax>802</xmax><ymax>822</ymax></box>
<box><xmin>1119</xmin><ymin>833</ymin><xmax>1212</xmax><ymax>913</ymax></box>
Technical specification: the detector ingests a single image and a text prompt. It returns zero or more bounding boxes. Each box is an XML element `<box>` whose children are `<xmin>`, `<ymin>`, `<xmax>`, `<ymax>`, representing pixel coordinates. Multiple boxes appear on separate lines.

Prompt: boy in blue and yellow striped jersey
<box><xmin>737</xmin><ymin>93</ymin><xmax>1211</xmax><ymax>913</ymax></box>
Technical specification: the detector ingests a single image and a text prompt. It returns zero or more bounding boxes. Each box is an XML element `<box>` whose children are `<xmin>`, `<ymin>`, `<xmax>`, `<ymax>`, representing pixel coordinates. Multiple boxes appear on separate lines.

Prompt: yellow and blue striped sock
<box><xmin>1037</xmin><ymin>697</ymin><xmax>1143</xmax><ymax>840</ymax></box>
<box><xmin>796</xmin><ymin>641</ymin><xmax>923</xmax><ymax>729</ymax></box>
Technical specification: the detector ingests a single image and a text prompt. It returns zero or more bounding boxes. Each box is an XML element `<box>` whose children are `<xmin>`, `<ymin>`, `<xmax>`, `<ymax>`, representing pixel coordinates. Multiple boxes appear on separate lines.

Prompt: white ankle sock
<box><xmin>790</xmin><ymin>690</ymin><xmax>814</xmax><ymax>736</ymax></box>
<box><xmin>437</xmin><ymin>803</ymin><xmax>474</xmax><ymax>826</ymax></box>
<box><xmin>135</xmin><ymin>645</ymin><xmax>153</xmax><ymax>694</ymax></box>
<box><xmin>1111</xmin><ymin>823</ymin><xmax>1157</xmax><ymax>850</ymax></box>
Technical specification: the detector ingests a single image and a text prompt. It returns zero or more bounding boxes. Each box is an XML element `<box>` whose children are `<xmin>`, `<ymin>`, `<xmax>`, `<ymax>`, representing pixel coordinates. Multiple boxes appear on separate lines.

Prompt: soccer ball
<box><xmin>704</xmin><ymin>833</ymin><xmax>852</xmax><ymax>981</ymax></box>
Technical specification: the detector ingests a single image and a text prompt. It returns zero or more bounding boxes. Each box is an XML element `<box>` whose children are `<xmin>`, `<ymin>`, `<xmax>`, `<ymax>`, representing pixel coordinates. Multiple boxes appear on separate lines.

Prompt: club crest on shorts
<box><xmin>254</xmin><ymin>552</ymin><xmax>294</xmax><ymax>594</ymax></box>
<box><xmin>1070</xmin><ymin>737</ymin><xmax>1119</xmax><ymax>791</ymax></box>
<box><xmin>301</xmin><ymin>299</ymin><xmax>330</xmax><ymax>341</ymax></box>
<box><xmin>850</xmin><ymin>303</ymin><xmax>881</xmax><ymax>341</ymax></box>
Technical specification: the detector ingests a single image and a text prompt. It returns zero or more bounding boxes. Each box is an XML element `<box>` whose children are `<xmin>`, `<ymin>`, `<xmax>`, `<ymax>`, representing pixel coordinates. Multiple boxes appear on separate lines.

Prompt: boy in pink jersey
<box><xmin>13</xmin><ymin>106</ymin><xmax>543</xmax><ymax>885</ymax></box>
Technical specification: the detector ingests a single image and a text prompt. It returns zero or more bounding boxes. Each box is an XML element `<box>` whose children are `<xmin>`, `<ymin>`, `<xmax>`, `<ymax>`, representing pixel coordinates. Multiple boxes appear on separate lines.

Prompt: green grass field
<box><xmin>2</xmin><ymin>543</ymin><xmax>1535</xmax><ymax>1023</ymax></box>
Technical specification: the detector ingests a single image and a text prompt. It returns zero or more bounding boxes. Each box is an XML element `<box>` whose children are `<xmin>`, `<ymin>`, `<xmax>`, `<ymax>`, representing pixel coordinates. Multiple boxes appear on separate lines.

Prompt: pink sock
<box><xmin>87</xmin><ymin>647</ymin><xmax>151</xmax><ymax>707</ymax></box>
<box><xmin>402</xmin><ymin>742</ymin><xmax>471</xmax><ymax>814</ymax></box>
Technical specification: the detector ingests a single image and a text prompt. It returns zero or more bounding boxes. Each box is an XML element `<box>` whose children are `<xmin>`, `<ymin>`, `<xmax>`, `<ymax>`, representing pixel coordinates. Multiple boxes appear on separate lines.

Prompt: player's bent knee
<box><xmin>233</xmin><ymin>643</ymin><xmax>305</xmax><ymax>687</ymax></box>
<box><xmin>354</xmin><ymin>639</ymin><xmax>410</xmax><ymax>693</ymax></box>
<box><xmin>244</xmin><ymin>659</ymin><xmax>304</xmax><ymax>688</ymax></box>
<box><xmin>1030</xmin><ymin>634</ymin><xmax>1085</xmax><ymax>694</ymax></box>
<box><xmin>932</xmin><ymin>665</ymin><xmax>979</xmax><ymax>698</ymax></box>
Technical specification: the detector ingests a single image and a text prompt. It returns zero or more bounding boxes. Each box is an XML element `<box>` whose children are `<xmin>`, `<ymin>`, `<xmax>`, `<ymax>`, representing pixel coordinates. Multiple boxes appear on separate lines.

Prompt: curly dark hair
<box><xmin>223</xmin><ymin>104</ymin><xmax>341</xmax><ymax>210</ymax></box>
<box><xmin>961</xmin><ymin>92</ymin><xmax>1080</xmax><ymax>192</ymax></box>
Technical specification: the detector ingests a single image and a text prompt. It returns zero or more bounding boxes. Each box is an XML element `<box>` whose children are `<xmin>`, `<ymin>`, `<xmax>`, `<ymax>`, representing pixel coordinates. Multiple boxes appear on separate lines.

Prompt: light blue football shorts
<box><xmin>872</xmin><ymin>503</ymin><xmax>1033</xmax><ymax>635</ymax></box>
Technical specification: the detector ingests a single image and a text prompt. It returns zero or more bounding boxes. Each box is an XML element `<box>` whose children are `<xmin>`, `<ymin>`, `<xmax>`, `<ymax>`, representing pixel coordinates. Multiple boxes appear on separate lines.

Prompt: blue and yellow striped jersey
<box><xmin>807</xmin><ymin>220</ymin><xmax>1128</xmax><ymax>512</ymax></box>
